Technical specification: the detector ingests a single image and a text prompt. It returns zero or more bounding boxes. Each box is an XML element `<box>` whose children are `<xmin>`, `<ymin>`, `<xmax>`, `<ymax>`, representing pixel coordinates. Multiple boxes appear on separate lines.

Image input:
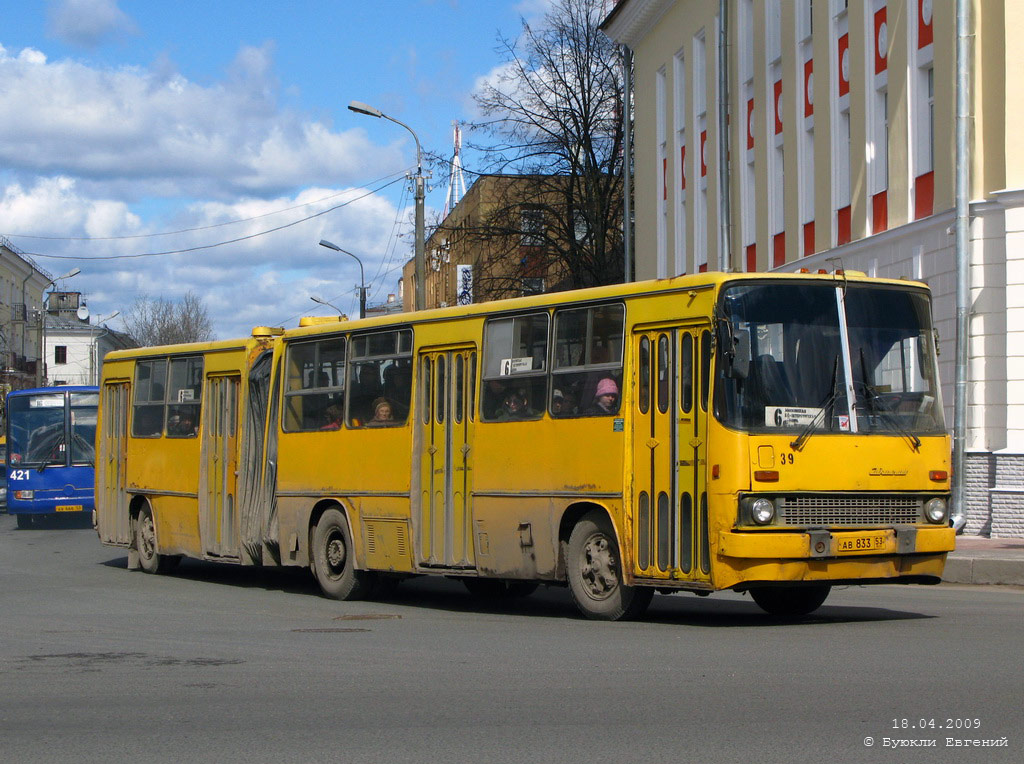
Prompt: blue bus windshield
<box><xmin>8</xmin><ymin>390</ymin><xmax>99</xmax><ymax>468</ymax></box>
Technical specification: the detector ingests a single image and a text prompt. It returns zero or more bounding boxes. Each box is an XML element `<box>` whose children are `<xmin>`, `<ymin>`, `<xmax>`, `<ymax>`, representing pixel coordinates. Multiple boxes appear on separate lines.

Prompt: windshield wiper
<box><xmin>790</xmin><ymin>355</ymin><xmax>841</xmax><ymax>452</ymax></box>
<box><xmin>36</xmin><ymin>437</ymin><xmax>66</xmax><ymax>473</ymax></box>
<box><xmin>855</xmin><ymin>348</ymin><xmax>921</xmax><ymax>451</ymax></box>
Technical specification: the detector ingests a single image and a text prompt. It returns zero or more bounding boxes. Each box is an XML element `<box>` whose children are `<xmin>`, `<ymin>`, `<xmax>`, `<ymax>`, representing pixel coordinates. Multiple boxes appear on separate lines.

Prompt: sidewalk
<box><xmin>943</xmin><ymin>535</ymin><xmax>1024</xmax><ymax>586</ymax></box>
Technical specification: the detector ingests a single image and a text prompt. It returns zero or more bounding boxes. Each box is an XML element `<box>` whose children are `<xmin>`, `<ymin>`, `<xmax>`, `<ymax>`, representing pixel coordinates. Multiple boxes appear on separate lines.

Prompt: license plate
<box><xmin>55</xmin><ymin>504</ymin><xmax>84</xmax><ymax>513</ymax></box>
<box><xmin>835</xmin><ymin>531</ymin><xmax>889</xmax><ymax>554</ymax></box>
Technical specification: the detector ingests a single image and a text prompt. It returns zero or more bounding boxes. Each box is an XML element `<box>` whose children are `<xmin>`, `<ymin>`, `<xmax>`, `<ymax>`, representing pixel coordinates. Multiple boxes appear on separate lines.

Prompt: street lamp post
<box><xmin>309</xmin><ymin>295</ymin><xmax>346</xmax><ymax>317</ymax></box>
<box><xmin>89</xmin><ymin>310</ymin><xmax>120</xmax><ymax>385</ymax></box>
<box><xmin>348</xmin><ymin>100</ymin><xmax>426</xmax><ymax>311</ymax></box>
<box><xmin>37</xmin><ymin>267</ymin><xmax>81</xmax><ymax>386</ymax></box>
<box><xmin>318</xmin><ymin>239</ymin><xmax>366</xmax><ymax>319</ymax></box>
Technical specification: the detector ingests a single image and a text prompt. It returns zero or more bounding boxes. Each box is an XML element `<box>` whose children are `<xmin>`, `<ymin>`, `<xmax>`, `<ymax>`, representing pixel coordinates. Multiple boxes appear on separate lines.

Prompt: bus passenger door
<box><xmin>417</xmin><ymin>347</ymin><xmax>476</xmax><ymax>569</ymax></box>
<box><xmin>631</xmin><ymin>326</ymin><xmax>711</xmax><ymax>584</ymax></box>
<box><xmin>200</xmin><ymin>374</ymin><xmax>240</xmax><ymax>559</ymax></box>
<box><xmin>99</xmin><ymin>382</ymin><xmax>131</xmax><ymax>544</ymax></box>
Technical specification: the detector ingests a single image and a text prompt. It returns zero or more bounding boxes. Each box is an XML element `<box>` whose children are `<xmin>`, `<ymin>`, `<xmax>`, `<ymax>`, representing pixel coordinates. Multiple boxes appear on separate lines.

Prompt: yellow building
<box><xmin>0</xmin><ymin>237</ymin><xmax>51</xmax><ymax>394</ymax></box>
<box><xmin>603</xmin><ymin>0</ymin><xmax>1024</xmax><ymax>537</ymax></box>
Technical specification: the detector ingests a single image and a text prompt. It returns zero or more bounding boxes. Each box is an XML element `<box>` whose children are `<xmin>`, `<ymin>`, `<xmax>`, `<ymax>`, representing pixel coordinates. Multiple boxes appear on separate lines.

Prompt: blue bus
<box><xmin>5</xmin><ymin>386</ymin><xmax>98</xmax><ymax>528</ymax></box>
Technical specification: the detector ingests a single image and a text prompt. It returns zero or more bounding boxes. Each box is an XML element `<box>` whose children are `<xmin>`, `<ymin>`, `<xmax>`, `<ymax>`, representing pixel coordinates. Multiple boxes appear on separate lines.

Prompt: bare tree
<box><xmin>123</xmin><ymin>291</ymin><xmax>214</xmax><ymax>346</ymax></box>
<box><xmin>465</xmin><ymin>0</ymin><xmax>625</xmax><ymax>298</ymax></box>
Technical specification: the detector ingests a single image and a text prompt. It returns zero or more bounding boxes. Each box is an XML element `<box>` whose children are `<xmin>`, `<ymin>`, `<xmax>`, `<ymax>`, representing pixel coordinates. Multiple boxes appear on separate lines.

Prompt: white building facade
<box><xmin>43</xmin><ymin>293</ymin><xmax>135</xmax><ymax>387</ymax></box>
<box><xmin>604</xmin><ymin>0</ymin><xmax>1024</xmax><ymax>536</ymax></box>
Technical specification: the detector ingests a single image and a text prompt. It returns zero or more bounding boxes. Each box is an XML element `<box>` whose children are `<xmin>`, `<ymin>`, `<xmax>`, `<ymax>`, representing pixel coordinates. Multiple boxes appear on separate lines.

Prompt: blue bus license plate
<box><xmin>55</xmin><ymin>504</ymin><xmax>84</xmax><ymax>512</ymax></box>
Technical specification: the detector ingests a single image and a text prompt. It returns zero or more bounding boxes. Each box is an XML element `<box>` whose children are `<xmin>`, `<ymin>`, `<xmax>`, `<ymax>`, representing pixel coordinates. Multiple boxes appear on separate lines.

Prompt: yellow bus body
<box><xmin>95</xmin><ymin>272</ymin><xmax>954</xmax><ymax>619</ymax></box>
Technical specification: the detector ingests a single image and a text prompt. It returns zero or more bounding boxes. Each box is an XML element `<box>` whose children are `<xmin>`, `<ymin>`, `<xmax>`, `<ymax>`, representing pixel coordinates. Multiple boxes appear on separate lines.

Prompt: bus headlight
<box><xmin>14</xmin><ymin>490</ymin><xmax>34</xmax><ymax>500</ymax></box>
<box><xmin>924</xmin><ymin>498</ymin><xmax>947</xmax><ymax>524</ymax></box>
<box><xmin>750</xmin><ymin>498</ymin><xmax>776</xmax><ymax>525</ymax></box>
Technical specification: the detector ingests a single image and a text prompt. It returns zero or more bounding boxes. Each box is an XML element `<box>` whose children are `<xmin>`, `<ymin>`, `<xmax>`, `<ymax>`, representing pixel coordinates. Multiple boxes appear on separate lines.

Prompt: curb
<box><xmin>943</xmin><ymin>556</ymin><xmax>1024</xmax><ymax>586</ymax></box>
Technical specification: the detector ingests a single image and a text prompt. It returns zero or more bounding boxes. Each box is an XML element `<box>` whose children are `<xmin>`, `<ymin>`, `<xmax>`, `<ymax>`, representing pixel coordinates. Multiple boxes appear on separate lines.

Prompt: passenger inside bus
<box><xmin>320</xmin><ymin>403</ymin><xmax>344</xmax><ymax>431</ymax></box>
<box><xmin>551</xmin><ymin>388</ymin><xmax>576</xmax><ymax>416</ymax></box>
<box><xmin>365</xmin><ymin>397</ymin><xmax>395</xmax><ymax>426</ymax></box>
<box><xmin>494</xmin><ymin>389</ymin><xmax>531</xmax><ymax>420</ymax></box>
<box><xmin>585</xmin><ymin>377</ymin><xmax>620</xmax><ymax>416</ymax></box>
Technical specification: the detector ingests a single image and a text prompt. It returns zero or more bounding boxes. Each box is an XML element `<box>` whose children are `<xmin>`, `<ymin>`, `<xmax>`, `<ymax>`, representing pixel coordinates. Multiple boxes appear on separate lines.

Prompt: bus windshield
<box><xmin>715</xmin><ymin>282</ymin><xmax>944</xmax><ymax>436</ymax></box>
<box><xmin>70</xmin><ymin>392</ymin><xmax>99</xmax><ymax>464</ymax></box>
<box><xmin>7</xmin><ymin>391</ymin><xmax>99</xmax><ymax>467</ymax></box>
<box><xmin>9</xmin><ymin>393</ymin><xmax>65</xmax><ymax>467</ymax></box>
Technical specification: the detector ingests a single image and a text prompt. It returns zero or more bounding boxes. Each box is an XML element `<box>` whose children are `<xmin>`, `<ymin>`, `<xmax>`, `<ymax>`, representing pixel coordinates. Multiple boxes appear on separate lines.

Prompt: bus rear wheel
<box><xmin>750</xmin><ymin>585</ymin><xmax>831</xmax><ymax>617</ymax></box>
<box><xmin>566</xmin><ymin>512</ymin><xmax>653</xmax><ymax>621</ymax></box>
<box><xmin>134</xmin><ymin>505</ymin><xmax>180</xmax><ymax>574</ymax></box>
<box><xmin>311</xmin><ymin>508</ymin><xmax>375</xmax><ymax>601</ymax></box>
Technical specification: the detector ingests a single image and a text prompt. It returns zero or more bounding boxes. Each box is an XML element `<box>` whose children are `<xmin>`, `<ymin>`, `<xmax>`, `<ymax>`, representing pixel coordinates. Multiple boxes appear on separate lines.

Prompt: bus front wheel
<box><xmin>16</xmin><ymin>514</ymin><xmax>33</xmax><ymax>529</ymax></box>
<box><xmin>134</xmin><ymin>505</ymin><xmax>180</xmax><ymax>574</ymax></box>
<box><xmin>566</xmin><ymin>512</ymin><xmax>653</xmax><ymax>621</ymax></box>
<box><xmin>750</xmin><ymin>585</ymin><xmax>831</xmax><ymax>617</ymax></box>
<box><xmin>311</xmin><ymin>508</ymin><xmax>375</xmax><ymax>601</ymax></box>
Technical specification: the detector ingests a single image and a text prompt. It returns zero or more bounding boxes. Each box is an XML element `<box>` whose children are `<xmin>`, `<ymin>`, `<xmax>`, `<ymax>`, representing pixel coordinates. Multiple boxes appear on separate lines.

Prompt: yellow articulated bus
<box><xmin>95</xmin><ymin>271</ymin><xmax>955</xmax><ymax>620</ymax></box>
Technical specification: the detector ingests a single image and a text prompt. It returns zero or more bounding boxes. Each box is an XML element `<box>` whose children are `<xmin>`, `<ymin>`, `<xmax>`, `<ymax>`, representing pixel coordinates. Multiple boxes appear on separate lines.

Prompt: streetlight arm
<box><xmin>347</xmin><ymin>101</ymin><xmax>422</xmax><ymax>175</ymax></box>
<box><xmin>347</xmin><ymin>100</ymin><xmax>424</xmax><ymax>311</ymax></box>
<box><xmin>318</xmin><ymin>239</ymin><xmax>365</xmax><ymax>290</ymax></box>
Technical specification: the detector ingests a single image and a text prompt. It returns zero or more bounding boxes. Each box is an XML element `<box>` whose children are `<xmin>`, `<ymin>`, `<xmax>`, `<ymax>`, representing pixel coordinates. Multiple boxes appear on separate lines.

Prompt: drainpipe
<box><xmin>717</xmin><ymin>0</ymin><xmax>732</xmax><ymax>272</ymax></box>
<box><xmin>622</xmin><ymin>44</ymin><xmax>634</xmax><ymax>283</ymax></box>
<box><xmin>950</xmin><ymin>0</ymin><xmax>970</xmax><ymax>533</ymax></box>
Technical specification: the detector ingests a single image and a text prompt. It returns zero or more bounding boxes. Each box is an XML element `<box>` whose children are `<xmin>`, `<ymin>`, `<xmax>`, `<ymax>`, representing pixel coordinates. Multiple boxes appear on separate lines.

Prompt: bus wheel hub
<box><xmin>326</xmin><ymin>538</ymin><xmax>346</xmax><ymax>568</ymax></box>
<box><xmin>582</xmin><ymin>536</ymin><xmax>616</xmax><ymax>597</ymax></box>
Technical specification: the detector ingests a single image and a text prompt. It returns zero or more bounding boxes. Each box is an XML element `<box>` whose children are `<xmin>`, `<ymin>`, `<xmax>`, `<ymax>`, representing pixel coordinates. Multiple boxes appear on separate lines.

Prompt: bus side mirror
<box><xmin>717</xmin><ymin>318</ymin><xmax>750</xmax><ymax>379</ymax></box>
<box><xmin>727</xmin><ymin>328</ymin><xmax>751</xmax><ymax>379</ymax></box>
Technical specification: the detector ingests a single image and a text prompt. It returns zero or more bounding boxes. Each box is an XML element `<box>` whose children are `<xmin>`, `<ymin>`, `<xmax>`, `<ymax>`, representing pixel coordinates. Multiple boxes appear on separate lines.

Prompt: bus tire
<box><xmin>16</xmin><ymin>514</ymin><xmax>33</xmax><ymax>529</ymax></box>
<box><xmin>750</xmin><ymin>585</ymin><xmax>831</xmax><ymax>617</ymax></box>
<box><xmin>135</xmin><ymin>504</ymin><xmax>180</xmax><ymax>575</ymax></box>
<box><xmin>311</xmin><ymin>508</ymin><xmax>375</xmax><ymax>601</ymax></box>
<box><xmin>566</xmin><ymin>512</ymin><xmax>653</xmax><ymax>621</ymax></box>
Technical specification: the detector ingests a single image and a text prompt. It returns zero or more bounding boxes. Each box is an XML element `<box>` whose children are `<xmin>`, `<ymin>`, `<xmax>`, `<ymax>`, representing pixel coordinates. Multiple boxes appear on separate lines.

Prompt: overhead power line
<box><xmin>1</xmin><ymin>169</ymin><xmax>411</xmax><ymax>242</ymax></box>
<box><xmin>20</xmin><ymin>176</ymin><xmax>406</xmax><ymax>262</ymax></box>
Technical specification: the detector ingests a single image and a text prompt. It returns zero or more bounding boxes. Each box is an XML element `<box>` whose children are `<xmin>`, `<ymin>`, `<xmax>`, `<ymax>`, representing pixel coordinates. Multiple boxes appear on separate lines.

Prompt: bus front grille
<box><xmin>777</xmin><ymin>495</ymin><xmax>922</xmax><ymax>526</ymax></box>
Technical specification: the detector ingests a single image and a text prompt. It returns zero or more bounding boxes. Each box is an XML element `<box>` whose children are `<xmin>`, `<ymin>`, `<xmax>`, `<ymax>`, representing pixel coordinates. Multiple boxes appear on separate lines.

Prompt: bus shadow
<box><xmin>100</xmin><ymin>556</ymin><xmax>322</xmax><ymax>596</ymax></box>
<box><xmin>7</xmin><ymin>514</ymin><xmax>94</xmax><ymax>531</ymax></box>
<box><xmin>95</xmin><ymin>556</ymin><xmax>936</xmax><ymax>625</ymax></box>
<box><xmin>644</xmin><ymin>593</ymin><xmax>936</xmax><ymax>627</ymax></box>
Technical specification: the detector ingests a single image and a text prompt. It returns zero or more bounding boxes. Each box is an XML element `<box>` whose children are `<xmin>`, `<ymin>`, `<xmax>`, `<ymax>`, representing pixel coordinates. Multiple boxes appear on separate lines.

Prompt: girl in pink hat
<box><xmin>587</xmin><ymin>377</ymin><xmax>620</xmax><ymax>415</ymax></box>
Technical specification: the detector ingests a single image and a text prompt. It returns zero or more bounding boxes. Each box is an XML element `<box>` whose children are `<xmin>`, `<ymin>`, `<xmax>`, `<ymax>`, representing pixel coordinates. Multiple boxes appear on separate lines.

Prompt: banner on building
<box><xmin>457</xmin><ymin>264</ymin><xmax>473</xmax><ymax>305</ymax></box>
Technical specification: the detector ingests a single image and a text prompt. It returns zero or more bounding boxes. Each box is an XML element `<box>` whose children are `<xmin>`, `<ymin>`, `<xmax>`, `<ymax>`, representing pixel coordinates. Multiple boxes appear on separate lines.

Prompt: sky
<box><xmin>0</xmin><ymin>0</ymin><xmax>561</xmax><ymax>339</ymax></box>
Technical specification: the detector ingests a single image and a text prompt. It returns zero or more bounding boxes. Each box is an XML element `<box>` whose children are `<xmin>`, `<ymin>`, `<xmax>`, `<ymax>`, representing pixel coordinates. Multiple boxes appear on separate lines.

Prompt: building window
<box><xmin>656</xmin><ymin>66</ymin><xmax>668</xmax><ymax>278</ymax></box>
<box><xmin>673</xmin><ymin>49</ymin><xmax>687</xmax><ymax>277</ymax></box>
<box><xmin>54</xmin><ymin>345</ymin><xmax>67</xmax><ymax>365</ymax></box>
<box><xmin>833</xmin><ymin>0</ymin><xmax>851</xmax><ymax>246</ymax></box>
<box><xmin>693</xmin><ymin>30</ymin><xmax>708</xmax><ymax>272</ymax></box>
<box><xmin>739</xmin><ymin>0</ymin><xmax>756</xmax><ymax>270</ymax></box>
<box><xmin>520</xmin><ymin>207</ymin><xmax>545</xmax><ymax>246</ymax></box>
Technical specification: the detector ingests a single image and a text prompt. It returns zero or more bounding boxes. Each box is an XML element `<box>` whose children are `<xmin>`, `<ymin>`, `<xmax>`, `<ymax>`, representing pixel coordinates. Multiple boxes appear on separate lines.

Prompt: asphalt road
<box><xmin>1</xmin><ymin>512</ymin><xmax>1021</xmax><ymax>764</ymax></box>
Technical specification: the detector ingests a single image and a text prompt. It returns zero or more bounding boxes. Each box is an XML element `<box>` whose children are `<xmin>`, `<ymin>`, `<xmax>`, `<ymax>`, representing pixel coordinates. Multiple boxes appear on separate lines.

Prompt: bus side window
<box><xmin>132</xmin><ymin>359</ymin><xmax>167</xmax><ymax>438</ymax></box>
<box><xmin>551</xmin><ymin>303</ymin><xmax>624</xmax><ymax>417</ymax></box>
<box><xmin>166</xmin><ymin>356</ymin><xmax>203</xmax><ymax>438</ymax></box>
<box><xmin>348</xmin><ymin>329</ymin><xmax>412</xmax><ymax>427</ymax></box>
<box><xmin>282</xmin><ymin>337</ymin><xmax>346</xmax><ymax>431</ymax></box>
<box><xmin>481</xmin><ymin>313</ymin><xmax>548</xmax><ymax>421</ymax></box>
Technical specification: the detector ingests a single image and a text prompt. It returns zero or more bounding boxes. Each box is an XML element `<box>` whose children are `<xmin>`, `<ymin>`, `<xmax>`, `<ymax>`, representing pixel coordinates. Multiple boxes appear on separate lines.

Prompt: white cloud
<box><xmin>1</xmin><ymin>178</ymin><xmax>416</xmax><ymax>340</ymax></box>
<box><xmin>47</xmin><ymin>0</ymin><xmax>139</xmax><ymax>49</ymax></box>
<box><xmin>0</xmin><ymin>41</ymin><xmax>421</xmax><ymax>341</ymax></box>
<box><xmin>0</xmin><ymin>44</ymin><xmax>407</xmax><ymax>199</ymax></box>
